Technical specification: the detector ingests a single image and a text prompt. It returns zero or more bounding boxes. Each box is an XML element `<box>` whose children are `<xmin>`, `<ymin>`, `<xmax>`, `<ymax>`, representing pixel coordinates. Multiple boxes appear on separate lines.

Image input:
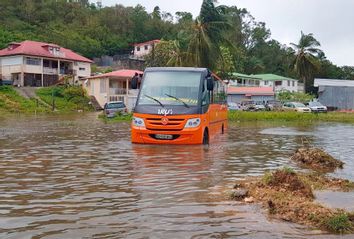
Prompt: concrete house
<box><xmin>314</xmin><ymin>78</ymin><xmax>354</xmax><ymax>110</ymax></box>
<box><xmin>131</xmin><ymin>40</ymin><xmax>160</xmax><ymax>59</ymax></box>
<box><xmin>251</xmin><ymin>74</ymin><xmax>298</xmax><ymax>92</ymax></box>
<box><xmin>84</xmin><ymin>69</ymin><xmax>143</xmax><ymax>110</ymax></box>
<box><xmin>0</xmin><ymin>40</ymin><xmax>92</xmax><ymax>87</ymax></box>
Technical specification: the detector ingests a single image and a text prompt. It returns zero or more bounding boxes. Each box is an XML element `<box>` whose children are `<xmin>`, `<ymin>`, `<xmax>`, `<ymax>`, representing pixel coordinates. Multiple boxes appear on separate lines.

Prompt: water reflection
<box><xmin>0</xmin><ymin>115</ymin><xmax>353</xmax><ymax>238</ymax></box>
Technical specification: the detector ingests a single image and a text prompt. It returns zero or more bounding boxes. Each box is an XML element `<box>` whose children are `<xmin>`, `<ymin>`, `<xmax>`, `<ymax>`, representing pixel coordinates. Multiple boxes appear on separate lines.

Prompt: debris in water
<box><xmin>291</xmin><ymin>147</ymin><xmax>343</xmax><ymax>172</ymax></box>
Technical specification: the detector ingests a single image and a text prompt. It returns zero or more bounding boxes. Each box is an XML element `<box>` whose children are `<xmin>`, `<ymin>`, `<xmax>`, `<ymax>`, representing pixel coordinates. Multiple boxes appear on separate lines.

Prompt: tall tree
<box><xmin>290</xmin><ymin>31</ymin><xmax>322</xmax><ymax>93</ymax></box>
<box><xmin>186</xmin><ymin>0</ymin><xmax>228</xmax><ymax>69</ymax></box>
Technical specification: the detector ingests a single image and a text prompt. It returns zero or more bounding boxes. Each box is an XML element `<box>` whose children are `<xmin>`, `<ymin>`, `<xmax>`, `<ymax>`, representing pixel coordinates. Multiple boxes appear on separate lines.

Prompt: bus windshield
<box><xmin>137</xmin><ymin>71</ymin><xmax>201</xmax><ymax>106</ymax></box>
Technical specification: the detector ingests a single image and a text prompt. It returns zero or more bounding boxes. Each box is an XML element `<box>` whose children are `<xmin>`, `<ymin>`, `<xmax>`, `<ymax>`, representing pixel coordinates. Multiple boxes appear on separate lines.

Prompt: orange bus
<box><xmin>131</xmin><ymin>67</ymin><xmax>228</xmax><ymax>145</ymax></box>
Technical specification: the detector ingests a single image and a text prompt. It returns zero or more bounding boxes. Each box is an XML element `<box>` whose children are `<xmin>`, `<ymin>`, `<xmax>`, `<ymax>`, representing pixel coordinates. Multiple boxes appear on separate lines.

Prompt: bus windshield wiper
<box><xmin>144</xmin><ymin>94</ymin><xmax>164</xmax><ymax>107</ymax></box>
<box><xmin>165</xmin><ymin>94</ymin><xmax>190</xmax><ymax>108</ymax></box>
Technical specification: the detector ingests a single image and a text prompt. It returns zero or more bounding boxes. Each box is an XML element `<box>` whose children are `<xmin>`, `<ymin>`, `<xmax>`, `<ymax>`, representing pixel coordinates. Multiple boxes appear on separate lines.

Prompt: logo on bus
<box><xmin>161</xmin><ymin>117</ymin><xmax>169</xmax><ymax>125</ymax></box>
<box><xmin>158</xmin><ymin>108</ymin><xmax>173</xmax><ymax>115</ymax></box>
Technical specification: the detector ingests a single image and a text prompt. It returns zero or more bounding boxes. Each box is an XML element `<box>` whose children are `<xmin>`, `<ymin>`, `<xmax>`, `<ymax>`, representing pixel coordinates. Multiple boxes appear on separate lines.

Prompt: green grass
<box><xmin>36</xmin><ymin>86</ymin><xmax>93</xmax><ymax>112</ymax></box>
<box><xmin>0</xmin><ymin>85</ymin><xmax>93</xmax><ymax>114</ymax></box>
<box><xmin>324</xmin><ymin>213</ymin><xmax>353</xmax><ymax>234</ymax></box>
<box><xmin>0</xmin><ymin>86</ymin><xmax>49</xmax><ymax>113</ymax></box>
<box><xmin>228</xmin><ymin>111</ymin><xmax>354</xmax><ymax>124</ymax></box>
<box><xmin>99</xmin><ymin>113</ymin><xmax>133</xmax><ymax>123</ymax></box>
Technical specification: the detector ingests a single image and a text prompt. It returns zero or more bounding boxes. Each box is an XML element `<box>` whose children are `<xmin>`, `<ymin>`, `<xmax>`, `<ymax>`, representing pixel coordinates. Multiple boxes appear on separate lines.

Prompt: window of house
<box><xmin>144</xmin><ymin>45</ymin><xmax>149</xmax><ymax>50</ymax></box>
<box><xmin>100</xmin><ymin>80</ymin><xmax>107</xmax><ymax>93</ymax></box>
<box><xmin>264</xmin><ymin>80</ymin><xmax>268</xmax><ymax>85</ymax></box>
<box><xmin>275</xmin><ymin>81</ymin><xmax>282</xmax><ymax>86</ymax></box>
<box><xmin>288</xmin><ymin>80</ymin><xmax>290</xmax><ymax>86</ymax></box>
<box><xmin>79</xmin><ymin>67</ymin><xmax>86</xmax><ymax>71</ymax></box>
<box><xmin>26</xmin><ymin>57</ymin><xmax>41</xmax><ymax>66</ymax></box>
<box><xmin>136</xmin><ymin>46</ymin><xmax>140</xmax><ymax>52</ymax></box>
<box><xmin>292</xmin><ymin>81</ymin><xmax>295</xmax><ymax>87</ymax></box>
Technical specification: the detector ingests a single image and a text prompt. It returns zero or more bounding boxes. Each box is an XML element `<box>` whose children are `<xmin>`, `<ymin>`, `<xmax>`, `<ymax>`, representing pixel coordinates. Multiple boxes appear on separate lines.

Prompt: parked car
<box><xmin>283</xmin><ymin>102</ymin><xmax>311</xmax><ymax>113</ymax></box>
<box><xmin>265</xmin><ymin>100</ymin><xmax>283</xmax><ymax>111</ymax></box>
<box><xmin>240</xmin><ymin>100</ymin><xmax>257</xmax><ymax>111</ymax></box>
<box><xmin>307</xmin><ymin>101</ymin><xmax>327</xmax><ymax>113</ymax></box>
<box><xmin>0</xmin><ymin>79</ymin><xmax>13</xmax><ymax>86</ymax></box>
<box><xmin>227</xmin><ymin>102</ymin><xmax>241</xmax><ymax>111</ymax></box>
<box><xmin>254</xmin><ymin>101</ymin><xmax>266</xmax><ymax>111</ymax></box>
<box><xmin>104</xmin><ymin>101</ymin><xmax>128</xmax><ymax>118</ymax></box>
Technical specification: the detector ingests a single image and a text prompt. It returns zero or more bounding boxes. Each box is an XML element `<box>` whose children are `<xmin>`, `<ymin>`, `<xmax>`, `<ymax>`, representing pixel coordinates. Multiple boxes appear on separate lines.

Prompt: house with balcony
<box><xmin>228</xmin><ymin>73</ymin><xmax>298</xmax><ymax>93</ymax></box>
<box><xmin>131</xmin><ymin>39</ymin><xmax>160</xmax><ymax>60</ymax></box>
<box><xmin>84</xmin><ymin>69</ymin><xmax>143</xmax><ymax>111</ymax></box>
<box><xmin>0</xmin><ymin>40</ymin><xmax>93</xmax><ymax>87</ymax></box>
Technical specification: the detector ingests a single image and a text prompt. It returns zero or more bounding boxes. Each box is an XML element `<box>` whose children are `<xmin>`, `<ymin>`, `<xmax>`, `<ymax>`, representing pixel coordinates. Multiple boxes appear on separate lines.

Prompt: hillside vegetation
<box><xmin>0</xmin><ymin>0</ymin><xmax>353</xmax><ymax>83</ymax></box>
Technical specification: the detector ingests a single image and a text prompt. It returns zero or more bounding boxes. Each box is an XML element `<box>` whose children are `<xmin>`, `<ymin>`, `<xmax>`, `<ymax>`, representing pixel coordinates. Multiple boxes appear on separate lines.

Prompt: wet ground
<box><xmin>0</xmin><ymin>113</ymin><xmax>353</xmax><ymax>239</ymax></box>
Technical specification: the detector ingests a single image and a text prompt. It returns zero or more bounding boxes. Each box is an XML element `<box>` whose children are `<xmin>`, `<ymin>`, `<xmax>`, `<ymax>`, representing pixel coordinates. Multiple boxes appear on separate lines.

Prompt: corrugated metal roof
<box><xmin>314</xmin><ymin>78</ymin><xmax>354</xmax><ymax>87</ymax></box>
<box><xmin>0</xmin><ymin>40</ymin><xmax>93</xmax><ymax>63</ymax></box>
<box><xmin>251</xmin><ymin>73</ymin><xmax>297</xmax><ymax>81</ymax></box>
<box><xmin>231</xmin><ymin>72</ymin><xmax>262</xmax><ymax>80</ymax></box>
<box><xmin>88</xmin><ymin>69</ymin><xmax>143</xmax><ymax>79</ymax></box>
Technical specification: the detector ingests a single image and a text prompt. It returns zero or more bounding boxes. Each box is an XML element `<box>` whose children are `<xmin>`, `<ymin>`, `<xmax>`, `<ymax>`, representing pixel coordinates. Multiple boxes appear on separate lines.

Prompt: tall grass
<box><xmin>228</xmin><ymin>111</ymin><xmax>354</xmax><ymax>124</ymax></box>
<box><xmin>0</xmin><ymin>86</ymin><xmax>49</xmax><ymax>113</ymax></box>
<box><xmin>36</xmin><ymin>86</ymin><xmax>93</xmax><ymax>112</ymax></box>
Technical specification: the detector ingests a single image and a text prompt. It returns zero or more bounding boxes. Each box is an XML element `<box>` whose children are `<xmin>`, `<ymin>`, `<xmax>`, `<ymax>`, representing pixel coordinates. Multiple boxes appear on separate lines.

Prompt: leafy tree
<box><xmin>290</xmin><ymin>31</ymin><xmax>323</xmax><ymax>93</ymax></box>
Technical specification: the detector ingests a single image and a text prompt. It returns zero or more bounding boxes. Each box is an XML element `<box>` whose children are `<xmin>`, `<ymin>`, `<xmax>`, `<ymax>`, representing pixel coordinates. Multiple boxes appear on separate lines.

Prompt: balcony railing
<box><xmin>109</xmin><ymin>88</ymin><xmax>127</xmax><ymax>95</ymax></box>
<box><xmin>109</xmin><ymin>95</ymin><xmax>125</xmax><ymax>102</ymax></box>
<box><xmin>60</xmin><ymin>69</ymin><xmax>76</xmax><ymax>75</ymax></box>
<box><xmin>43</xmin><ymin>67</ymin><xmax>58</xmax><ymax>75</ymax></box>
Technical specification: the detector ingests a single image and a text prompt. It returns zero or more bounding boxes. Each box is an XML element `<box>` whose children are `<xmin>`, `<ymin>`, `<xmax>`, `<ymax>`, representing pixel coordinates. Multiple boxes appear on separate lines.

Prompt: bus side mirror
<box><xmin>207</xmin><ymin>76</ymin><xmax>214</xmax><ymax>91</ymax></box>
<box><xmin>131</xmin><ymin>73</ymin><xmax>138</xmax><ymax>89</ymax></box>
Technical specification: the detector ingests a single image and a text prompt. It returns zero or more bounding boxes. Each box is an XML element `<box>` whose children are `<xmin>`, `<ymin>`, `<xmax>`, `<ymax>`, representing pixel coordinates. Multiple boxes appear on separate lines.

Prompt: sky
<box><xmin>96</xmin><ymin>0</ymin><xmax>354</xmax><ymax>67</ymax></box>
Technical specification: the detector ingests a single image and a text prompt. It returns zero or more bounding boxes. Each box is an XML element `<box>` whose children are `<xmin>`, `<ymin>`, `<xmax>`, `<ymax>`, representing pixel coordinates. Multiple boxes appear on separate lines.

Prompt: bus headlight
<box><xmin>132</xmin><ymin>117</ymin><xmax>145</xmax><ymax>127</ymax></box>
<box><xmin>184</xmin><ymin>118</ymin><xmax>201</xmax><ymax>128</ymax></box>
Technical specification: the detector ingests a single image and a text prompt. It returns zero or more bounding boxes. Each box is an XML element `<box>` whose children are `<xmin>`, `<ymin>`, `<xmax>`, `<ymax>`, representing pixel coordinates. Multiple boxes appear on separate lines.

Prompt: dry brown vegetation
<box><xmin>291</xmin><ymin>147</ymin><xmax>344</xmax><ymax>172</ymax></box>
<box><xmin>233</xmin><ymin>168</ymin><xmax>354</xmax><ymax>234</ymax></box>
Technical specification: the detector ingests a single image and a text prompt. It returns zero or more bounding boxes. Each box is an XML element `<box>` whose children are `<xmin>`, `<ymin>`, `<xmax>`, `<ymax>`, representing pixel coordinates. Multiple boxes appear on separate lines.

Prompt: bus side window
<box><xmin>202</xmin><ymin>79</ymin><xmax>210</xmax><ymax>106</ymax></box>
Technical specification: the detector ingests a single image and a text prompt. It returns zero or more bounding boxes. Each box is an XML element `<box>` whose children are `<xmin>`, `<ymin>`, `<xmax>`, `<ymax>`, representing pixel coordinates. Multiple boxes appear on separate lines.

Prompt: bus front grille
<box><xmin>145</xmin><ymin>117</ymin><xmax>186</xmax><ymax>131</ymax></box>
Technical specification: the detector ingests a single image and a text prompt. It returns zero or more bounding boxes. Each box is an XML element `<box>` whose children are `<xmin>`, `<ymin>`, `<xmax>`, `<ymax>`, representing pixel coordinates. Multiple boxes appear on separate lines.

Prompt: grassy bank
<box><xmin>36</xmin><ymin>86</ymin><xmax>93</xmax><ymax>112</ymax></box>
<box><xmin>0</xmin><ymin>86</ymin><xmax>49</xmax><ymax>113</ymax></box>
<box><xmin>0</xmin><ymin>85</ymin><xmax>93</xmax><ymax>114</ymax></box>
<box><xmin>101</xmin><ymin>111</ymin><xmax>354</xmax><ymax>124</ymax></box>
<box><xmin>228</xmin><ymin>111</ymin><xmax>354</xmax><ymax>124</ymax></box>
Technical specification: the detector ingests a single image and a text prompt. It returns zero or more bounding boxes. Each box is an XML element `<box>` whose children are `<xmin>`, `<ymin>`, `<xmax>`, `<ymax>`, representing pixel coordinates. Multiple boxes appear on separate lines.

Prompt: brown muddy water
<box><xmin>0</xmin><ymin>113</ymin><xmax>354</xmax><ymax>239</ymax></box>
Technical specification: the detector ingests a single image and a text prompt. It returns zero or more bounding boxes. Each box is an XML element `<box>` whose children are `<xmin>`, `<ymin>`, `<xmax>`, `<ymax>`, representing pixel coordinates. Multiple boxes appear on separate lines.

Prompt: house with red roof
<box><xmin>227</xmin><ymin>86</ymin><xmax>275</xmax><ymax>103</ymax></box>
<box><xmin>84</xmin><ymin>69</ymin><xmax>143</xmax><ymax>110</ymax></box>
<box><xmin>131</xmin><ymin>39</ymin><xmax>160</xmax><ymax>60</ymax></box>
<box><xmin>0</xmin><ymin>40</ymin><xmax>93</xmax><ymax>87</ymax></box>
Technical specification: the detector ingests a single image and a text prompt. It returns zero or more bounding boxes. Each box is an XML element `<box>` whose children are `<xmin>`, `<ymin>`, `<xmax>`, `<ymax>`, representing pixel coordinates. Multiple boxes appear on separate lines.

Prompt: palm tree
<box><xmin>186</xmin><ymin>0</ymin><xmax>229</xmax><ymax>70</ymax></box>
<box><xmin>290</xmin><ymin>31</ymin><xmax>323</xmax><ymax>93</ymax></box>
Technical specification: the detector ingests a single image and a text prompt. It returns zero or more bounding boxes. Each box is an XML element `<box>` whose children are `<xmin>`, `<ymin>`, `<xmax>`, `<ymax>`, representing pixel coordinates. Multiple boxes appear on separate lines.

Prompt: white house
<box><xmin>252</xmin><ymin>74</ymin><xmax>298</xmax><ymax>92</ymax></box>
<box><xmin>228</xmin><ymin>73</ymin><xmax>298</xmax><ymax>92</ymax></box>
<box><xmin>84</xmin><ymin>69</ymin><xmax>143</xmax><ymax>111</ymax></box>
<box><xmin>0</xmin><ymin>40</ymin><xmax>92</xmax><ymax>87</ymax></box>
<box><xmin>131</xmin><ymin>39</ymin><xmax>160</xmax><ymax>59</ymax></box>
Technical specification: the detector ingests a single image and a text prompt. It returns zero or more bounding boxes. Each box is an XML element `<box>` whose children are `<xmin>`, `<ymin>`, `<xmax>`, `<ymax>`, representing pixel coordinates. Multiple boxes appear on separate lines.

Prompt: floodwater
<box><xmin>0</xmin><ymin>113</ymin><xmax>353</xmax><ymax>239</ymax></box>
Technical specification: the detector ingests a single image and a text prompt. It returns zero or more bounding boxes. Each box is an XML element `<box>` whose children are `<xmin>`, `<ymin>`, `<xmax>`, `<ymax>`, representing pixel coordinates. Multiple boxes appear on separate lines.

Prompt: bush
<box><xmin>277</xmin><ymin>91</ymin><xmax>314</xmax><ymax>103</ymax></box>
<box><xmin>63</xmin><ymin>86</ymin><xmax>86</xmax><ymax>100</ymax></box>
<box><xmin>325</xmin><ymin>214</ymin><xmax>353</xmax><ymax>233</ymax></box>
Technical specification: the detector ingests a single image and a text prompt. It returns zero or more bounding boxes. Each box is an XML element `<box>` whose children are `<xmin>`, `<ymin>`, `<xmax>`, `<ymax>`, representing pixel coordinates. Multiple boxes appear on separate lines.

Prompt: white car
<box><xmin>283</xmin><ymin>102</ymin><xmax>311</xmax><ymax>113</ymax></box>
<box><xmin>307</xmin><ymin>101</ymin><xmax>327</xmax><ymax>113</ymax></box>
<box><xmin>227</xmin><ymin>102</ymin><xmax>241</xmax><ymax>111</ymax></box>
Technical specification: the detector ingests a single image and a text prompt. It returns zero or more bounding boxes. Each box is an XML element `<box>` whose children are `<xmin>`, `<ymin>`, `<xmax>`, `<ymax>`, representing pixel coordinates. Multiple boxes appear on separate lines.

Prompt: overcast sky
<box><xmin>97</xmin><ymin>0</ymin><xmax>354</xmax><ymax>67</ymax></box>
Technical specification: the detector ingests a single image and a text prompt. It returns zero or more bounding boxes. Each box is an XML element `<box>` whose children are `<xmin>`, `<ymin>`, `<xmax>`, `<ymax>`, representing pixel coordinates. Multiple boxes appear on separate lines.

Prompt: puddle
<box><xmin>315</xmin><ymin>190</ymin><xmax>354</xmax><ymax>211</ymax></box>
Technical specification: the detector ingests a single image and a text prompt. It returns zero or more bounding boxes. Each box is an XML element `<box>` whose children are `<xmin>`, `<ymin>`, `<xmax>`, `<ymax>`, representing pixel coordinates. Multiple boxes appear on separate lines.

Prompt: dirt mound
<box><xmin>264</xmin><ymin>168</ymin><xmax>314</xmax><ymax>198</ymax></box>
<box><xmin>291</xmin><ymin>147</ymin><xmax>343</xmax><ymax>172</ymax></box>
